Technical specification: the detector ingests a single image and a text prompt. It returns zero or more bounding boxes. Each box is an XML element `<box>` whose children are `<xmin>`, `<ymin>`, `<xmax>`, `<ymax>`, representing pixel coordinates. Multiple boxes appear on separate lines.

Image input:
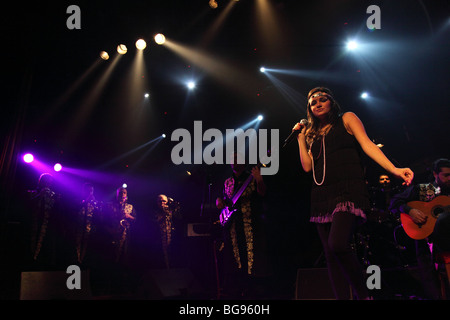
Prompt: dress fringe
<box><xmin>310</xmin><ymin>201</ymin><xmax>366</xmax><ymax>223</ymax></box>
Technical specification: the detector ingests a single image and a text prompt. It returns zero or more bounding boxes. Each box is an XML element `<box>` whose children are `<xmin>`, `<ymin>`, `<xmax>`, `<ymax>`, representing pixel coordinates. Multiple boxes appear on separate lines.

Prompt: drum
<box><xmin>356</xmin><ymin>214</ymin><xmax>416</xmax><ymax>268</ymax></box>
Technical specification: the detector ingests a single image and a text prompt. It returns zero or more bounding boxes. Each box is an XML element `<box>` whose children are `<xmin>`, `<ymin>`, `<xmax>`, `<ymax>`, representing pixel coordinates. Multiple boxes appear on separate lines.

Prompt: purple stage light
<box><xmin>23</xmin><ymin>153</ymin><xmax>34</xmax><ymax>163</ymax></box>
<box><xmin>54</xmin><ymin>163</ymin><xmax>62</xmax><ymax>172</ymax></box>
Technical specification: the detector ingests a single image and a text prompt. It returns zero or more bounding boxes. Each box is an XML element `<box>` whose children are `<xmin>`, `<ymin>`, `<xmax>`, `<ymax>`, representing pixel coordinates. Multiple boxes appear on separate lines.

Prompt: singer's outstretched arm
<box><xmin>342</xmin><ymin>112</ymin><xmax>414</xmax><ymax>186</ymax></box>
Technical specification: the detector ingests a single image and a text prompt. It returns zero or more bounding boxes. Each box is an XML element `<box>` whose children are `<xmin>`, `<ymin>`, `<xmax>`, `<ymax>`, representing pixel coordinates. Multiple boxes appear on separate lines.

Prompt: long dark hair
<box><xmin>305</xmin><ymin>87</ymin><xmax>342</xmax><ymax>145</ymax></box>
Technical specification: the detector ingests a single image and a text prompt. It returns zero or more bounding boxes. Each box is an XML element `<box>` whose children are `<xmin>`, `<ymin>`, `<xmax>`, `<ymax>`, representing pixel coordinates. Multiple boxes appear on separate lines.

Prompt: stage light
<box><xmin>257</xmin><ymin>115</ymin><xmax>263</xmax><ymax>121</ymax></box>
<box><xmin>100</xmin><ymin>51</ymin><xmax>109</xmax><ymax>60</ymax></box>
<box><xmin>260</xmin><ymin>67</ymin><xmax>266</xmax><ymax>73</ymax></box>
<box><xmin>187</xmin><ymin>81</ymin><xmax>196</xmax><ymax>90</ymax></box>
<box><xmin>209</xmin><ymin>0</ymin><xmax>218</xmax><ymax>9</ymax></box>
<box><xmin>154</xmin><ymin>33</ymin><xmax>166</xmax><ymax>45</ymax></box>
<box><xmin>144</xmin><ymin>93</ymin><xmax>150</xmax><ymax>98</ymax></box>
<box><xmin>122</xmin><ymin>183</ymin><xmax>128</xmax><ymax>188</ymax></box>
<box><xmin>361</xmin><ymin>92</ymin><xmax>369</xmax><ymax>99</ymax></box>
<box><xmin>346</xmin><ymin>40</ymin><xmax>358</xmax><ymax>51</ymax></box>
<box><xmin>136</xmin><ymin>39</ymin><xmax>147</xmax><ymax>50</ymax></box>
<box><xmin>117</xmin><ymin>44</ymin><xmax>128</xmax><ymax>54</ymax></box>
<box><xmin>54</xmin><ymin>163</ymin><xmax>62</xmax><ymax>172</ymax></box>
<box><xmin>162</xmin><ymin>134</ymin><xmax>166</xmax><ymax>138</ymax></box>
<box><xmin>23</xmin><ymin>153</ymin><xmax>34</xmax><ymax>163</ymax></box>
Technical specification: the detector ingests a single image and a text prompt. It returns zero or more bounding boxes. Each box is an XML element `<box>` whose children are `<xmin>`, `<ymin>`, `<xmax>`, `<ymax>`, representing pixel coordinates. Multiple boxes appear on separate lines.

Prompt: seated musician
<box><xmin>389</xmin><ymin>158</ymin><xmax>450</xmax><ymax>299</ymax></box>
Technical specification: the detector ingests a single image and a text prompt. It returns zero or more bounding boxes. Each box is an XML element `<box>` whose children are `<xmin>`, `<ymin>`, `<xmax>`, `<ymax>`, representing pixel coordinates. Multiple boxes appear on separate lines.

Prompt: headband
<box><xmin>308</xmin><ymin>92</ymin><xmax>332</xmax><ymax>105</ymax></box>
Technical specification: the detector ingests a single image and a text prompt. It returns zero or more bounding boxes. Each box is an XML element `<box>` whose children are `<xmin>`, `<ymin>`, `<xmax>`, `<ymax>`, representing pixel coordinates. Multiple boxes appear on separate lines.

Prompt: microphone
<box><xmin>282</xmin><ymin>119</ymin><xmax>308</xmax><ymax>148</ymax></box>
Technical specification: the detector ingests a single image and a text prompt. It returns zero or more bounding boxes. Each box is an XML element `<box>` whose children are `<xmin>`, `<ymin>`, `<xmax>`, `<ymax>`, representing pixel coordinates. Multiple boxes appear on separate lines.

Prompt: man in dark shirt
<box><xmin>215</xmin><ymin>152</ymin><xmax>269</xmax><ymax>298</ymax></box>
<box><xmin>389</xmin><ymin>158</ymin><xmax>450</xmax><ymax>299</ymax></box>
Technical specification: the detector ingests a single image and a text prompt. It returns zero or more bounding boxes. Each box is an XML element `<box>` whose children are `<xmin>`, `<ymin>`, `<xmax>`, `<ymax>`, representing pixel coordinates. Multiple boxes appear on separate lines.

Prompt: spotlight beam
<box><xmin>64</xmin><ymin>53</ymin><xmax>122</xmax><ymax>142</ymax></box>
<box><xmin>97</xmin><ymin>136</ymin><xmax>163</xmax><ymax>169</ymax></box>
<box><xmin>262</xmin><ymin>71</ymin><xmax>307</xmax><ymax>115</ymax></box>
<box><xmin>262</xmin><ymin>67</ymin><xmax>357</xmax><ymax>83</ymax></box>
<box><xmin>255</xmin><ymin>0</ymin><xmax>287</xmax><ymax>57</ymax></box>
<box><xmin>201</xmin><ymin>0</ymin><xmax>237</xmax><ymax>48</ymax></box>
<box><xmin>41</xmin><ymin>58</ymin><xmax>103</xmax><ymax>127</ymax></box>
<box><xmin>196</xmin><ymin>115</ymin><xmax>266</xmax><ymax>166</ymax></box>
<box><xmin>62</xmin><ymin>167</ymin><xmax>124</xmax><ymax>186</ymax></box>
<box><xmin>122</xmin><ymin>48</ymin><xmax>149</xmax><ymax>110</ymax></box>
<box><xmin>128</xmin><ymin>136</ymin><xmax>165</xmax><ymax>170</ymax></box>
<box><xmin>162</xmin><ymin>39</ymin><xmax>255</xmax><ymax>98</ymax></box>
<box><xmin>22</xmin><ymin>158</ymin><xmax>53</xmax><ymax>176</ymax></box>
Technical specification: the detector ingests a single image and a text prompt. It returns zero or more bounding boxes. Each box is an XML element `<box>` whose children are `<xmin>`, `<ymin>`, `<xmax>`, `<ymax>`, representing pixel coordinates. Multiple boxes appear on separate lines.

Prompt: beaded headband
<box><xmin>308</xmin><ymin>92</ymin><xmax>333</xmax><ymax>106</ymax></box>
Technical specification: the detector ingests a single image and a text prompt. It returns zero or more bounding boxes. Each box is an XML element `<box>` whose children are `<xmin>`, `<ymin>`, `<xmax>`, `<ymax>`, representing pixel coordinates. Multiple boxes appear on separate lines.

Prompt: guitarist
<box><xmin>389</xmin><ymin>158</ymin><xmax>450</xmax><ymax>299</ymax></box>
<box><xmin>215</xmin><ymin>152</ymin><xmax>269</xmax><ymax>298</ymax></box>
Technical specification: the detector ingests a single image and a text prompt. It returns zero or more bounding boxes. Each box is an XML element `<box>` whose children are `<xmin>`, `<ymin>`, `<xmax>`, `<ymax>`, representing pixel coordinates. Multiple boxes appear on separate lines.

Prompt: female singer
<box><xmin>293</xmin><ymin>87</ymin><xmax>413</xmax><ymax>299</ymax></box>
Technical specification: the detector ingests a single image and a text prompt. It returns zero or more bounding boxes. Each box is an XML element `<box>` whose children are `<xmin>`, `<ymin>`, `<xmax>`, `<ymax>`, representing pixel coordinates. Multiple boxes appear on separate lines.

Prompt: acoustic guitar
<box><xmin>400</xmin><ymin>195</ymin><xmax>450</xmax><ymax>240</ymax></box>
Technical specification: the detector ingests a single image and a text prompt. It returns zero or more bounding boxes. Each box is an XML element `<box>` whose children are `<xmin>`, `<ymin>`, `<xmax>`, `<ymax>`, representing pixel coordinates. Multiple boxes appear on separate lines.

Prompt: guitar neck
<box><xmin>230</xmin><ymin>174</ymin><xmax>254</xmax><ymax>205</ymax></box>
<box><xmin>228</xmin><ymin>156</ymin><xmax>268</xmax><ymax>206</ymax></box>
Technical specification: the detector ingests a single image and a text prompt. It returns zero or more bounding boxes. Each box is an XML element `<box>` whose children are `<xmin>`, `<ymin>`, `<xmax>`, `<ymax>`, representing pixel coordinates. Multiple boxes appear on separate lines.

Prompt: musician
<box><xmin>293</xmin><ymin>87</ymin><xmax>413</xmax><ymax>300</ymax></box>
<box><xmin>102</xmin><ymin>187</ymin><xmax>137</xmax><ymax>294</ymax></box>
<box><xmin>27</xmin><ymin>173</ymin><xmax>62</xmax><ymax>269</ymax></box>
<box><xmin>364</xmin><ymin>174</ymin><xmax>410</xmax><ymax>267</ymax></box>
<box><xmin>105</xmin><ymin>187</ymin><xmax>136</xmax><ymax>263</ymax></box>
<box><xmin>389</xmin><ymin>158</ymin><xmax>450</xmax><ymax>299</ymax></box>
<box><xmin>371</xmin><ymin>174</ymin><xmax>402</xmax><ymax>212</ymax></box>
<box><xmin>150</xmin><ymin>194</ymin><xmax>183</xmax><ymax>269</ymax></box>
<box><xmin>215</xmin><ymin>152</ymin><xmax>271</xmax><ymax>298</ymax></box>
<box><xmin>75</xmin><ymin>182</ymin><xmax>103</xmax><ymax>265</ymax></box>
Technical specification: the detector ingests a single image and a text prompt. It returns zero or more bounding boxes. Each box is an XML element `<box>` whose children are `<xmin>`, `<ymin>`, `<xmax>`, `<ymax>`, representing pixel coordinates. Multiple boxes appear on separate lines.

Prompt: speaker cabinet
<box><xmin>295</xmin><ymin>268</ymin><xmax>337</xmax><ymax>300</ymax></box>
<box><xmin>137</xmin><ymin>268</ymin><xmax>204</xmax><ymax>299</ymax></box>
<box><xmin>20</xmin><ymin>270</ymin><xmax>92</xmax><ymax>300</ymax></box>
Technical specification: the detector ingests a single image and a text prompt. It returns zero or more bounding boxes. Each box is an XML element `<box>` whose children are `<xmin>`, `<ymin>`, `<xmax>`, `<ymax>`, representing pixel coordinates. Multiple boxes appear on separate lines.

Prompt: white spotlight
<box><xmin>122</xmin><ymin>183</ymin><xmax>128</xmax><ymax>188</ymax></box>
<box><xmin>54</xmin><ymin>163</ymin><xmax>62</xmax><ymax>172</ymax></box>
<box><xmin>154</xmin><ymin>33</ymin><xmax>166</xmax><ymax>45</ymax></box>
<box><xmin>187</xmin><ymin>81</ymin><xmax>196</xmax><ymax>90</ymax></box>
<box><xmin>135</xmin><ymin>39</ymin><xmax>147</xmax><ymax>50</ymax></box>
<box><xmin>260</xmin><ymin>67</ymin><xmax>266</xmax><ymax>73</ymax></box>
<box><xmin>162</xmin><ymin>134</ymin><xmax>166</xmax><ymax>138</ymax></box>
<box><xmin>144</xmin><ymin>93</ymin><xmax>150</xmax><ymax>98</ymax></box>
<box><xmin>23</xmin><ymin>153</ymin><xmax>34</xmax><ymax>163</ymax></box>
<box><xmin>257</xmin><ymin>115</ymin><xmax>263</xmax><ymax>121</ymax></box>
<box><xmin>117</xmin><ymin>44</ymin><xmax>128</xmax><ymax>54</ymax></box>
<box><xmin>361</xmin><ymin>92</ymin><xmax>369</xmax><ymax>99</ymax></box>
<box><xmin>346</xmin><ymin>40</ymin><xmax>358</xmax><ymax>51</ymax></box>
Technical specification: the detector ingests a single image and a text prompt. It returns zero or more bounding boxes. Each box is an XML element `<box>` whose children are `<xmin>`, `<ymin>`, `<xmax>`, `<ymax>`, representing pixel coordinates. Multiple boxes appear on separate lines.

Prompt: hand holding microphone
<box><xmin>282</xmin><ymin>119</ymin><xmax>308</xmax><ymax>148</ymax></box>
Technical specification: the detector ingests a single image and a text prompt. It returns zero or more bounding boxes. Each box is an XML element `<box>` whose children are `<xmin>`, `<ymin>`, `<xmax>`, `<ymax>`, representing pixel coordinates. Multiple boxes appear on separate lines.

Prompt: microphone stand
<box><xmin>200</xmin><ymin>167</ymin><xmax>213</xmax><ymax>218</ymax></box>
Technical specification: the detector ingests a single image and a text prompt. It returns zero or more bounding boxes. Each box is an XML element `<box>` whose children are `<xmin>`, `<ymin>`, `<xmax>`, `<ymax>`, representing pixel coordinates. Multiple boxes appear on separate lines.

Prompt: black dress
<box><xmin>309</xmin><ymin>115</ymin><xmax>370</xmax><ymax>223</ymax></box>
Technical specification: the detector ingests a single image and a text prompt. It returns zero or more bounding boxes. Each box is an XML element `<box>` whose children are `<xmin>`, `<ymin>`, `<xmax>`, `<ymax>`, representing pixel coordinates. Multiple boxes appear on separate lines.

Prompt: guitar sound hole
<box><xmin>432</xmin><ymin>207</ymin><xmax>444</xmax><ymax>218</ymax></box>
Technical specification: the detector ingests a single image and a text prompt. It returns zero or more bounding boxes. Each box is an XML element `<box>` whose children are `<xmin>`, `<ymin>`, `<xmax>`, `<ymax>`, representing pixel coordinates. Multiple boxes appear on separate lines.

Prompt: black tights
<box><xmin>316</xmin><ymin>211</ymin><xmax>369</xmax><ymax>300</ymax></box>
